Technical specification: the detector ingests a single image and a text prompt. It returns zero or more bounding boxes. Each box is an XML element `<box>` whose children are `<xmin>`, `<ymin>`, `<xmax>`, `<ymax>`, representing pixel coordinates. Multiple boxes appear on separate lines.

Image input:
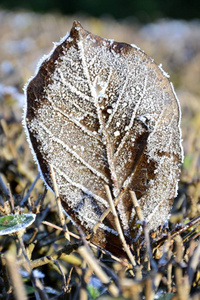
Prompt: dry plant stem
<box><xmin>167</xmin><ymin>262</ymin><xmax>173</xmax><ymax>293</ymax></box>
<box><xmin>92</xmin><ymin>188</ymin><xmax>124</xmax><ymax>234</ymax></box>
<box><xmin>98</xmin><ymin>259</ymin><xmax>120</xmax><ymax>287</ymax></box>
<box><xmin>1</xmin><ymin>119</ymin><xmax>9</xmax><ymax>137</ymax></box>
<box><xmin>20</xmin><ymin>172</ymin><xmax>40</xmax><ymax>206</ymax></box>
<box><xmin>4</xmin><ymin>251</ymin><xmax>27</xmax><ymax>300</ymax></box>
<box><xmin>66</xmin><ymin>267</ymin><xmax>73</xmax><ymax>292</ymax></box>
<box><xmin>174</xmin><ymin>236</ymin><xmax>189</xmax><ymax>300</ymax></box>
<box><xmin>0</xmin><ymin>174</ymin><xmax>10</xmax><ymax>199</ymax></box>
<box><xmin>143</xmin><ymin>222</ymin><xmax>157</xmax><ymax>272</ymax></box>
<box><xmin>158</xmin><ymin>239</ymin><xmax>172</xmax><ymax>292</ymax></box>
<box><xmin>7</xmin><ymin>184</ymin><xmax>15</xmax><ymax>213</ymax></box>
<box><xmin>35</xmin><ymin>187</ymin><xmax>48</xmax><ymax>213</ymax></box>
<box><xmin>78</xmin><ymin>245</ymin><xmax>119</xmax><ymax>297</ymax></box>
<box><xmin>185</xmin><ymin>231</ymin><xmax>200</xmax><ymax>243</ymax></box>
<box><xmin>17</xmin><ymin>233</ymin><xmax>32</xmax><ymax>272</ymax></box>
<box><xmin>42</xmin><ymin>220</ymin><xmax>80</xmax><ymax>239</ymax></box>
<box><xmin>104</xmin><ymin>184</ymin><xmax>136</xmax><ymax>267</ymax></box>
<box><xmin>19</xmin><ymin>244</ymin><xmax>80</xmax><ymax>269</ymax></box>
<box><xmin>153</xmin><ymin>214</ymin><xmax>200</xmax><ymax>249</ymax></box>
<box><xmin>171</xmin><ymin>215</ymin><xmax>200</xmax><ymax>238</ymax></box>
<box><xmin>17</xmin><ymin>232</ymin><xmax>49</xmax><ymax>300</ymax></box>
<box><xmin>27</xmin><ymin>228</ymin><xmax>38</xmax><ymax>244</ymax></box>
<box><xmin>80</xmin><ymin>269</ymin><xmax>89</xmax><ymax>300</ymax></box>
<box><xmin>47</xmin><ymin>256</ymin><xmax>67</xmax><ymax>291</ymax></box>
<box><xmin>188</xmin><ymin>241</ymin><xmax>200</xmax><ymax>288</ymax></box>
<box><xmin>154</xmin><ymin>273</ymin><xmax>162</xmax><ymax>294</ymax></box>
<box><xmin>183</xmin><ymin>228</ymin><xmax>198</xmax><ymax>242</ymax></box>
<box><xmin>27</xmin><ymin>243</ymin><xmax>35</xmax><ymax>261</ymax></box>
<box><xmin>80</xmin><ymin>286</ymin><xmax>88</xmax><ymax>300</ymax></box>
<box><xmin>42</xmin><ymin>220</ymin><xmax>124</xmax><ymax>264</ymax></box>
<box><xmin>163</xmin><ymin>239</ymin><xmax>172</xmax><ymax>293</ymax></box>
<box><xmin>145</xmin><ymin>278</ymin><xmax>154</xmax><ymax>300</ymax></box>
<box><xmin>130</xmin><ymin>190</ymin><xmax>144</xmax><ymax>221</ymax></box>
<box><xmin>1</xmin><ymin>256</ymin><xmax>12</xmax><ymax>294</ymax></box>
<box><xmin>49</xmin><ymin>164</ymin><xmax>70</xmax><ymax>241</ymax></box>
<box><xmin>36</xmin><ymin>205</ymin><xmax>51</xmax><ymax>227</ymax></box>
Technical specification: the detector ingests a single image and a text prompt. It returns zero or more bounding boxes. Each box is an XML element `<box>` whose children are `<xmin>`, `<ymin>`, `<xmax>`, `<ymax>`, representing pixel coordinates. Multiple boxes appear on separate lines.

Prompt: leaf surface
<box><xmin>24</xmin><ymin>21</ymin><xmax>183</xmax><ymax>255</ymax></box>
<box><xmin>0</xmin><ymin>214</ymin><xmax>36</xmax><ymax>235</ymax></box>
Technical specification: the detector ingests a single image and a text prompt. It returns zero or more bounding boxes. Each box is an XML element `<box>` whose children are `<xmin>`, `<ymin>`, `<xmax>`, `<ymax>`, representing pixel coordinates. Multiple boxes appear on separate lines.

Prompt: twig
<box><xmin>66</xmin><ymin>267</ymin><xmax>73</xmax><ymax>292</ymax></box>
<box><xmin>171</xmin><ymin>215</ymin><xmax>200</xmax><ymax>237</ymax></box>
<box><xmin>188</xmin><ymin>241</ymin><xmax>200</xmax><ymax>288</ymax></box>
<box><xmin>189</xmin><ymin>231</ymin><xmax>200</xmax><ymax>241</ymax></box>
<box><xmin>153</xmin><ymin>214</ymin><xmax>200</xmax><ymax>249</ymax></box>
<box><xmin>0</xmin><ymin>255</ymin><xmax>12</xmax><ymax>295</ymax></box>
<box><xmin>0</xmin><ymin>174</ymin><xmax>10</xmax><ymax>199</ymax></box>
<box><xmin>153</xmin><ymin>273</ymin><xmax>163</xmax><ymax>295</ymax></box>
<box><xmin>42</xmin><ymin>220</ymin><xmax>80</xmax><ymax>239</ymax></box>
<box><xmin>42</xmin><ymin>220</ymin><xmax>124</xmax><ymax>264</ymax></box>
<box><xmin>143</xmin><ymin>222</ymin><xmax>158</xmax><ymax>272</ymax></box>
<box><xmin>93</xmin><ymin>188</ymin><xmax>124</xmax><ymax>234</ymax></box>
<box><xmin>20</xmin><ymin>173</ymin><xmax>40</xmax><ymax>206</ymax></box>
<box><xmin>161</xmin><ymin>239</ymin><xmax>172</xmax><ymax>293</ymax></box>
<box><xmin>145</xmin><ymin>277</ymin><xmax>154</xmax><ymax>300</ymax></box>
<box><xmin>130</xmin><ymin>190</ymin><xmax>144</xmax><ymax>222</ymax></box>
<box><xmin>19</xmin><ymin>244</ymin><xmax>80</xmax><ymax>269</ymax></box>
<box><xmin>167</xmin><ymin>260</ymin><xmax>173</xmax><ymax>293</ymax></box>
<box><xmin>26</xmin><ymin>228</ymin><xmax>38</xmax><ymax>244</ymax></box>
<box><xmin>47</xmin><ymin>256</ymin><xmax>67</xmax><ymax>292</ymax></box>
<box><xmin>78</xmin><ymin>245</ymin><xmax>119</xmax><ymax>297</ymax></box>
<box><xmin>35</xmin><ymin>186</ymin><xmax>48</xmax><ymax>213</ymax></box>
<box><xmin>17</xmin><ymin>231</ymin><xmax>49</xmax><ymax>300</ymax></box>
<box><xmin>7</xmin><ymin>183</ymin><xmax>15</xmax><ymax>213</ymax></box>
<box><xmin>79</xmin><ymin>268</ymin><xmax>89</xmax><ymax>300</ymax></box>
<box><xmin>174</xmin><ymin>236</ymin><xmax>189</xmax><ymax>300</ymax></box>
<box><xmin>4</xmin><ymin>250</ymin><xmax>27</xmax><ymax>300</ymax></box>
<box><xmin>104</xmin><ymin>185</ymin><xmax>136</xmax><ymax>267</ymax></box>
<box><xmin>49</xmin><ymin>164</ymin><xmax>70</xmax><ymax>241</ymax></box>
<box><xmin>35</xmin><ymin>204</ymin><xmax>51</xmax><ymax>227</ymax></box>
<box><xmin>79</xmin><ymin>284</ymin><xmax>88</xmax><ymax>300</ymax></box>
<box><xmin>182</xmin><ymin>228</ymin><xmax>199</xmax><ymax>243</ymax></box>
<box><xmin>78</xmin><ymin>226</ymin><xmax>120</xmax><ymax>297</ymax></box>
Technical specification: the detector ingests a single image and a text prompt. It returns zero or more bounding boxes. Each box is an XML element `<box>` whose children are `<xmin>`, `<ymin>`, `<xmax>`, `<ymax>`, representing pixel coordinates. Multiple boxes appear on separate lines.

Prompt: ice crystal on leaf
<box><xmin>24</xmin><ymin>21</ymin><xmax>183</xmax><ymax>256</ymax></box>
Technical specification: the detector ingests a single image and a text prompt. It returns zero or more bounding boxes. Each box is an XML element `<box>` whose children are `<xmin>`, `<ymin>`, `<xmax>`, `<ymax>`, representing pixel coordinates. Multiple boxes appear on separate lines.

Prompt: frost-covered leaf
<box><xmin>24</xmin><ymin>21</ymin><xmax>183</xmax><ymax>255</ymax></box>
<box><xmin>0</xmin><ymin>214</ymin><xmax>36</xmax><ymax>235</ymax></box>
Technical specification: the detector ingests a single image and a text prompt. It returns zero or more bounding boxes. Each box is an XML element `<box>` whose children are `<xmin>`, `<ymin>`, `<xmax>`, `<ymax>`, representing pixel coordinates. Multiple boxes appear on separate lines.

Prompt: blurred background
<box><xmin>0</xmin><ymin>0</ymin><xmax>200</xmax><ymax>21</ymax></box>
<box><xmin>0</xmin><ymin>1</ymin><xmax>200</xmax><ymax>205</ymax></box>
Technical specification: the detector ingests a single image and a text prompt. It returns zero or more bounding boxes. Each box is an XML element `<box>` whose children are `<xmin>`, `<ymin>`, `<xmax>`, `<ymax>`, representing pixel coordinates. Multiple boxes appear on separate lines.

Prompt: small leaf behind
<box><xmin>0</xmin><ymin>214</ymin><xmax>36</xmax><ymax>235</ymax></box>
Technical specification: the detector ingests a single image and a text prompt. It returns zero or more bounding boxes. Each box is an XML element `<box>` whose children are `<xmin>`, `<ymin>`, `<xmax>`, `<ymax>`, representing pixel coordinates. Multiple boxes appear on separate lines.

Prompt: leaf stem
<box><xmin>104</xmin><ymin>185</ymin><xmax>136</xmax><ymax>267</ymax></box>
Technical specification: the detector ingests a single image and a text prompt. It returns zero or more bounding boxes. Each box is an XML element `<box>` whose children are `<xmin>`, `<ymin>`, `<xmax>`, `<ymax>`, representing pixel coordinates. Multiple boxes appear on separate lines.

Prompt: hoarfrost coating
<box><xmin>24</xmin><ymin>21</ymin><xmax>183</xmax><ymax>255</ymax></box>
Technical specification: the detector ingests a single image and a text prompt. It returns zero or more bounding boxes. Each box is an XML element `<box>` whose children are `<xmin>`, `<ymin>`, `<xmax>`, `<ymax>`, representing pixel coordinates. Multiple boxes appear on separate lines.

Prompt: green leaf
<box><xmin>0</xmin><ymin>214</ymin><xmax>36</xmax><ymax>235</ymax></box>
<box><xmin>87</xmin><ymin>284</ymin><xmax>100</xmax><ymax>299</ymax></box>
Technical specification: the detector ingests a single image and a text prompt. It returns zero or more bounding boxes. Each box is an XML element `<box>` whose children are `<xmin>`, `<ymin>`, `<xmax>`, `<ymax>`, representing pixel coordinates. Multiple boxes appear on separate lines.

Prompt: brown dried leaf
<box><xmin>24</xmin><ymin>21</ymin><xmax>183</xmax><ymax>256</ymax></box>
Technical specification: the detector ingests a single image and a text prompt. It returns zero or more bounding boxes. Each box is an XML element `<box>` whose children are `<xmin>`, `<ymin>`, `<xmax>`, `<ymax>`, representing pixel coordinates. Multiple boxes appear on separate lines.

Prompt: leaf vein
<box><xmin>114</xmin><ymin>76</ymin><xmax>149</xmax><ymax>157</ymax></box>
<box><xmin>38</xmin><ymin>121</ymin><xmax>109</xmax><ymax>183</ymax></box>
<box><xmin>54</xmin><ymin>166</ymin><xmax>109</xmax><ymax>207</ymax></box>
